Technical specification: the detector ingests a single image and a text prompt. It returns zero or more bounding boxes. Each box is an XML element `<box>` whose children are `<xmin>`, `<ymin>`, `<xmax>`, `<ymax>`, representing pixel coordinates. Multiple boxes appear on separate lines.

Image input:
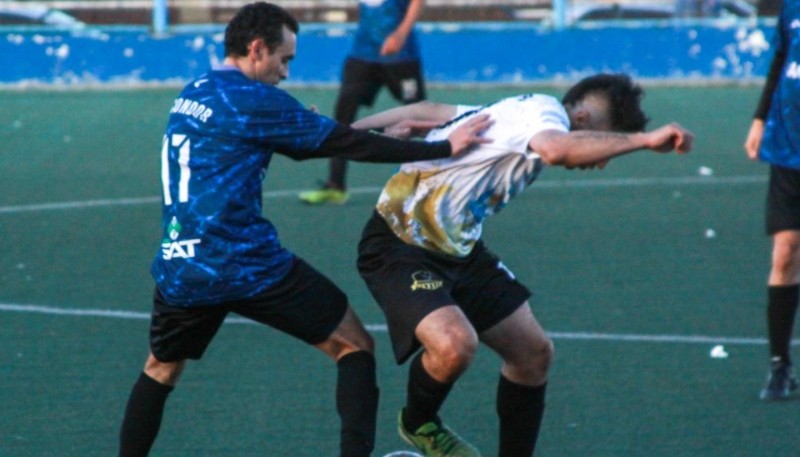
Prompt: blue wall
<box><xmin>0</xmin><ymin>19</ymin><xmax>776</xmax><ymax>86</ymax></box>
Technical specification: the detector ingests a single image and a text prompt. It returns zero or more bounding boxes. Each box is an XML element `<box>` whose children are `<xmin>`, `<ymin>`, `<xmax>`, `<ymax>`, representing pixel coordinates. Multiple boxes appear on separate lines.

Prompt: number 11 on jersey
<box><xmin>161</xmin><ymin>133</ymin><xmax>191</xmax><ymax>205</ymax></box>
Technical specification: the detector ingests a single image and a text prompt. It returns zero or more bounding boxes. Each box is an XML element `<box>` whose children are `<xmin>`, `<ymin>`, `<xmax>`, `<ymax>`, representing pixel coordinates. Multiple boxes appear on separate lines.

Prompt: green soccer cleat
<box><xmin>298</xmin><ymin>187</ymin><xmax>349</xmax><ymax>205</ymax></box>
<box><xmin>397</xmin><ymin>411</ymin><xmax>481</xmax><ymax>457</ymax></box>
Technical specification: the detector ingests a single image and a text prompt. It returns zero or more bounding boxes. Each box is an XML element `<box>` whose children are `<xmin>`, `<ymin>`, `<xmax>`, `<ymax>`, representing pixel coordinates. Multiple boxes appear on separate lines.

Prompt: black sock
<box><xmin>767</xmin><ymin>285</ymin><xmax>799</xmax><ymax>365</ymax></box>
<box><xmin>403</xmin><ymin>352</ymin><xmax>454</xmax><ymax>432</ymax></box>
<box><xmin>336</xmin><ymin>351</ymin><xmax>379</xmax><ymax>457</ymax></box>
<box><xmin>119</xmin><ymin>372</ymin><xmax>174</xmax><ymax>457</ymax></box>
<box><xmin>496</xmin><ymin>376</ymin><xmax>546</xmax><ymax>457</ymax></box>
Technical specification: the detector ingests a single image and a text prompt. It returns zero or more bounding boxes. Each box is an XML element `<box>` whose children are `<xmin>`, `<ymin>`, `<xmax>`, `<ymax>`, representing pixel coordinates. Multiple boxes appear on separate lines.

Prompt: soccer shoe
<box><xmin>759</xmin><ymin>360</ymin><xmax>799</xmax><ymax>400</ymax></box>
<box><xmin>298</xmin><ymin>187</ymin><xmax>349</xmax><ymax>205</ymax></box>
<box><xmin>397</xmin><ymin>411</ymin><xmax>481</xmax><ymax>457</ymax></box>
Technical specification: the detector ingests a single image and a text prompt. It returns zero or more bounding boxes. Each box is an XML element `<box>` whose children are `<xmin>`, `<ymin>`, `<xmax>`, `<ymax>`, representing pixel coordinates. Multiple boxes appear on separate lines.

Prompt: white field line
<box><xmin>0</xmin><ymin>174</ymin><xmax>766</xmax><ymax>215</ymax></box>
<box><xmin>1</xmin><ymin>174</ymin><xmax>771</xmax><ymax>345</ymax></box>
<box><xmin>0</xmin><ymin>302</ymin><xmax>771</xmax><ymax>346</ymax></box>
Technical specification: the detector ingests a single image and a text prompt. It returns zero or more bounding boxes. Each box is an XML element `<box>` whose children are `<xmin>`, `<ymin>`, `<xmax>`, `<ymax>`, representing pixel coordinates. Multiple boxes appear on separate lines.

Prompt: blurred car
<box><xmin>576</xmin><ymin>3</ymin><xmax>674</xmax><ymax>20</ymax></box>
<box><xmin>573</xmin><ymin>0</ymin><xmax>756</xmax><ymax>22</ymax></box>
<box><xmin>0</xmin><ymin>3</ymin><xmax>86</xmax><ymax>27</ymax></box>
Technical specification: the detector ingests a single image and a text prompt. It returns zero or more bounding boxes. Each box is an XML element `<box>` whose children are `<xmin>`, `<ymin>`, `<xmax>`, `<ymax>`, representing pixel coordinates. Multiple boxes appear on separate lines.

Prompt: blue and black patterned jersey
<box><xmin>350</xmin><ymin>0</ymin><xmax>420</xmax><ymax>63</ymax></box>
<box><xmin>762</xmin><ymin>1</ymin><xmax>800</xmax><ymax>169</ymax></box>
<box><xmin>151</xmin><ymin>67</ymin><xmax>337</xmax><ymax>306</ymax></box>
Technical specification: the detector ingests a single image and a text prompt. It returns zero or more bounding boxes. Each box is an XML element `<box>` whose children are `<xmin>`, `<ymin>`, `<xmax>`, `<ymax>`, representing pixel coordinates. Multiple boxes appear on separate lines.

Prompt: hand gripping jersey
<box><xmin>350</xmin><ymin>0</ymin><xmax>420</xmax><ymax>63</ymax></box>
<box><xmin>376</xmin><ymin>94</ymin><xmax>569</xmax><ymax>257</ymax></box>
<box><xmin>761</xmin><ymin>1</ymin><xmax>800</xmax><ymax>169</ymax></box>
<box><xmin>151</xmin><ymin>68</ymin><xmax>337</xmax><ymax>306</ymax></box>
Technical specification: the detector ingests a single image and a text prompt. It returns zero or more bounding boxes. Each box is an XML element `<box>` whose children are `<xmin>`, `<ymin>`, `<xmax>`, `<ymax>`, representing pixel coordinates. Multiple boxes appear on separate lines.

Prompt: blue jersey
<box><xmin>350</xmin><ymin>0</ymin><xmax>420</xmax><ymax>63</ymax></box>
<box><xmin>151</xmin><ymin>67</ymin><xmax>337</xmax><ymax>306</ymax></box>
<box><xmin>761</xmin><ymin>1</ymin><xmax>800</xmax><ymax>169</ymax></box>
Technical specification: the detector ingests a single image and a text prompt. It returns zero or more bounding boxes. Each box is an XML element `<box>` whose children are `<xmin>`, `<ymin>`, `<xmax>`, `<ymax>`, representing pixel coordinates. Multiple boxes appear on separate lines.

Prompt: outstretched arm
<box><xmin>530</xmin><ymin>123</ymin><xmax>693</xmax><ymax>168</ymax></box>
<box><xmin>350</xmin><ymin>101</ymin><xmax>490</xmax><ymax>155</ymax></box>
<box><xmin>351</xmin><ymin>101</ymin><xmax>458</xmax><ymax>131</ymax></box>
<box><xmin>296</xmin><ymin>114</ymin><xmax>491</xmax><ymax>163</ymax></box>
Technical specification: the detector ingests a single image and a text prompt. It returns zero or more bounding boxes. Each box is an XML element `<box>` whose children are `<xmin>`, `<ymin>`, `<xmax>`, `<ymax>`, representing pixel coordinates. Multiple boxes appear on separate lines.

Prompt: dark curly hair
<box><xmin>561</xmin><ymin>74</ymin><xmax>649</xmax><ymax>132</ymax></box>
<box><xmin>224</xmin><ymin>2</ymin><xmax>299</xmax><ymax>58</ymax></box>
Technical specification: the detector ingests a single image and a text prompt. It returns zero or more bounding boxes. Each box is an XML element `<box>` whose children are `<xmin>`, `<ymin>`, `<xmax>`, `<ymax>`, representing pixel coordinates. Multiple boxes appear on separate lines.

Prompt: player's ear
<box><xmin>248</xmin><ymin>38</ymin><xmax>266</xmax><ymax>61</ymax></box>
<box><xmin>572</xmin><ymin>106</ymin><xmax>591</xmax><ymax>130</ymax></box>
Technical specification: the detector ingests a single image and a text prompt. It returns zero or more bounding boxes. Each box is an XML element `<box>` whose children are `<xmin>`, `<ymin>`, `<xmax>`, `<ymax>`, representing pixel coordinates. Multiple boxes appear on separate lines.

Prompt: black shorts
<box><xmin>338</xmin><ymin>57</ymin><xmax>426</xmax><ymax>108</ymax></box>
<box><xmin>357</xmin><ymin>212</ymin><xmax>531</xmax><ymax>364</ymax></box>
<box><xmin>766</xmin><ymin>165</ymin><xmax>800</xmax><ymax>235</ymax></box>
<box><xmin>149</xmin><ymin>257</ymin><xmax>348</xmax><ymax>362</ymax></box>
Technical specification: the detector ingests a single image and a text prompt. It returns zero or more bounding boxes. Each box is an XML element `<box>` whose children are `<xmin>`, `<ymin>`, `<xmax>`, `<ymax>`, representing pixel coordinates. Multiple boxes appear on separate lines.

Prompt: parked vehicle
<box><xmin>0</xmin><ymin>3</ymin><xmax>86</xmax><ymax>27</ymax></box>
<box><xmin>573</xmin><ymin>0</ymin><xmax>756</xmax><ymax>22</ymax></box>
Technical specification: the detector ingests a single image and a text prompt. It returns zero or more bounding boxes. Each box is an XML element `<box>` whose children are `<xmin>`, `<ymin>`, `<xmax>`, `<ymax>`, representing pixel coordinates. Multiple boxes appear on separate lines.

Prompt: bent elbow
<box><xmin>536</xmin><ymin>145</ymin><xmax>568</xmax><ymax>166</ymax></box>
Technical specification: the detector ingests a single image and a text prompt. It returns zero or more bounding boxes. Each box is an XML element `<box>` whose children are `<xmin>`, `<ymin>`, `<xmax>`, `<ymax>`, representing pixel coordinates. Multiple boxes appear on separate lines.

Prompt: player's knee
<box><xmin>144</xmin><ymin>355</ymin><xmax>185</xmax><ymax>386</ymax></box>
<box><xmin>520</xmin><ymin>337</ymin><xmax>554</xmax><ymax>373</ymax></box>
<box><xmin>773</xmin><ymin>246</ymin><xmax>800</xmax><ymax>275</ymax></box>
<box><xmin>355</xmin><ymin>330</ymin><xmax>376</xmax><ymax>353</ymax></box>
<box><xmin>326</xmin><ymin>326</ymin><xmax>376</xmax><ymax>358</ymax></box>
<box><xmin>506</xmin><ymin>338</ymin><xmax>553</xmax><ymax>384</ymax></box>
<box><xmin>427</xmin><ymin>332</ymin><xmax>478</xmax><ymax>380</ymax></box>
<box><xmin>534</xmin><ymin>337</ymin><xmax>555</xmax><ymax>373</ymax></box>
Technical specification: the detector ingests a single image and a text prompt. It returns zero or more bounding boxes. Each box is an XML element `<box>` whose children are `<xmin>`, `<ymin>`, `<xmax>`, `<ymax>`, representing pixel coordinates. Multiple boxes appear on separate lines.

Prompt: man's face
<box><xmin>250</xmin><ymin>26</ymin><xmax>296</xmax><ymax>85</ymax></box>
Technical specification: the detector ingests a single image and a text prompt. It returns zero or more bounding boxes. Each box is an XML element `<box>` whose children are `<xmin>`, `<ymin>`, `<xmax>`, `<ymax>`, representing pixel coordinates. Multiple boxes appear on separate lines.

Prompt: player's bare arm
<box><xmin>352</xmin><ymin>101</ymin><xmax>457</xmax><ymax>130</ymax></box>
<box><xmin>368</xmin><ymin>114</ymin><xmax>494</xmax><ymax>156</ymax></box>
<box><xmin>382</xmin><ymin>119</ymin><xmax>442</xmax><ymax>139</ymax></box>
<box><xmin>381</xmin><ymin>0</ymin><xmax>424</xmax><ymax>56</ymax></box>
<box><xmin>530</xmin><ymin>123</ymin><xmax>693</xmax><ymax>168</ymax></box>
<box><xmin>744</xmin><ymin>118</ymin><xmax>765</xmax><ymax>160</ymax></box>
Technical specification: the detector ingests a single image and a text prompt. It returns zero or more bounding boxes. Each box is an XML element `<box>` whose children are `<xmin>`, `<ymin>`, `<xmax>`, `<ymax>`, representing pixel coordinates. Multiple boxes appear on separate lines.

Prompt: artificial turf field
<box><xmin>2</xmin><ymin>83</ymin><xmax>799</xmax><ymax>456</ymax></box>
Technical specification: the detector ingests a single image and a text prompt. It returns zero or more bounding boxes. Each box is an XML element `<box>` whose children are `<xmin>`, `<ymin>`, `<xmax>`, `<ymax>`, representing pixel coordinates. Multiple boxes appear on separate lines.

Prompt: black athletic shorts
<box><xmin>357</xmin><ymin>212</ymin><xmax>531</xmax><ymax>364</ymax></box>
<box><xmin>339</xmin><ymin>57</ymin><xmax>426</xmax><ymax>107</ymax></box>
<box><xmin>766</xmin><ymin>164</ymin><xmax>800</xmax><ymax>235</ymax></box>
<box><xmin>149</xmin><ymin>257</ymin><xmax>348</xmax><ymax>362</ymax></box>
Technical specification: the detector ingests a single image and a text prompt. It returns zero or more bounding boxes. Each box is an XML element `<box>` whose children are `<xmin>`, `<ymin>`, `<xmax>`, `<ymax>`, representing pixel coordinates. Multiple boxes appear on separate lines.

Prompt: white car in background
<box><xmin>0</xmin><ymin>3</ymin><xmax>86</xmax><ymax>27</ymax></box>
<box><xmin>573</xmin><ymin>0</ymin><xmax>756</xmax><ymax>22</ymax></box>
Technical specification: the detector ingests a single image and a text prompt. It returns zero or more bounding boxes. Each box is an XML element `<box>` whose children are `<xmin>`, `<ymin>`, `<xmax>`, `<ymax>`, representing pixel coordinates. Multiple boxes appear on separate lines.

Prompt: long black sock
<box><xmin>336</xmin><ymin>351</ymin><xmax>379</xmax><ymax>457</ymax></box>
<box><xmin>767</xmin><ymin>284</ymin><xmax>799</xmax><ymax>364</ymax></box>
<box><xmin>496</xmin><ymin>376</ymin><xmax>546</xmax><ymax>457</ymax></box>
<box><xmin>119</xmin><ymin>372</ymin><xmax>174</xmax><ymax>457</ymax></box>
<box><xmin>403</xmin><ymin>352</ymin><xmax>454</xmax><ymax>432</ymax></box>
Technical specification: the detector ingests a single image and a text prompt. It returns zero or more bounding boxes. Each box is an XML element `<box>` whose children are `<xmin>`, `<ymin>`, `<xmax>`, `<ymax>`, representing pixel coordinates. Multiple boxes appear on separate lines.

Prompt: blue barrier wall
<box><xmin>0</xmin><ymin>19</ymin><xmax>776</xmax><ymax>86</ymax></box>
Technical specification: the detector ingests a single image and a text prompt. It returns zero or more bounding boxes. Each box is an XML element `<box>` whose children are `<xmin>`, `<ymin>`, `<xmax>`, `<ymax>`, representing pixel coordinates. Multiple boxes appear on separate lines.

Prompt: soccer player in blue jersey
<box><xmin>744</xmin><ymin>0</ymin><xmax>800</xmax><ymax>401</ymax></box>
<box><xmin>299</xmin><ymin>0</ymin><xmax>427</xmax><ymax>205</ymax></box>
<box><xmin>352</xmin><ymin>74</ymin><xmax>693</xmax><ymax>457</ymax></box>
<box><xmin>117</xmin><ymin>3</ymin><xmax>491</xmax><ymax>456</ymax></box>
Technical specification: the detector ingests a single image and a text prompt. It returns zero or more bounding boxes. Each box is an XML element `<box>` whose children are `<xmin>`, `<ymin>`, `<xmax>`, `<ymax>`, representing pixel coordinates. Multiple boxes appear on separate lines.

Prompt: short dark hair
<box><xmin>224</xmin><ymin>2</ymin><xmax>299</xmax><ymax>57</ymax></box>
<box><xmin>561</xmin><ymin>73</ymin><xmax>649</xmax><ymax>132</ymax></box>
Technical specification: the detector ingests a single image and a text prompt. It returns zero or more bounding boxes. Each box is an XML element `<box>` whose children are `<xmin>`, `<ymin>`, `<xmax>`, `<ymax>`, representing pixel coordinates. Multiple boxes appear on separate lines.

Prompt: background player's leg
<box><xmin>761</xmin><ymin>230</ymin><xmax>800</xmax><ymax>400</ymax></box>
<box><xmin>300</xmin><ymin>59</ymin><xmax>378</xmax><ymax>205</ymax></box>
<box><xmin>326</xmin><ymin>87</ymin><xmax>358</xmax><ymax>192</ymax></box>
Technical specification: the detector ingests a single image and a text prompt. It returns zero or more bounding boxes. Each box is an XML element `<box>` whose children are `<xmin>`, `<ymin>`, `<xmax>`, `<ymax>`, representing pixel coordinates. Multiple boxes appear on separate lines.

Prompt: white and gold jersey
<box><xmin>376</xmin><ymin>94</ymin><xmax>570</xmax><ymax>257</ymax></box>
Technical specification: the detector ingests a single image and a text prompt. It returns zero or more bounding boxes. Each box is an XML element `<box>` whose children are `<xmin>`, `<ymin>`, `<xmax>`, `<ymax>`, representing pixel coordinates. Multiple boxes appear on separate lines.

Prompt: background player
<box><xmin>299</xmin><ymin>0</ymin><xmax>426</xmax><ymax>205</ymax></box>
<box><xmin>117</xmin><ymin>3</ymin><xmax>490</xmax><ymax>456</ymax></box>
<box><xmin>353</xmin><ymin>74</ymin><xmax>693</xmax><ymax>457</ymax></box>
<box><xmin>743</xmin><ymin>0</ymin><xmax>800</xmax><ymax>401</ymax></box>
